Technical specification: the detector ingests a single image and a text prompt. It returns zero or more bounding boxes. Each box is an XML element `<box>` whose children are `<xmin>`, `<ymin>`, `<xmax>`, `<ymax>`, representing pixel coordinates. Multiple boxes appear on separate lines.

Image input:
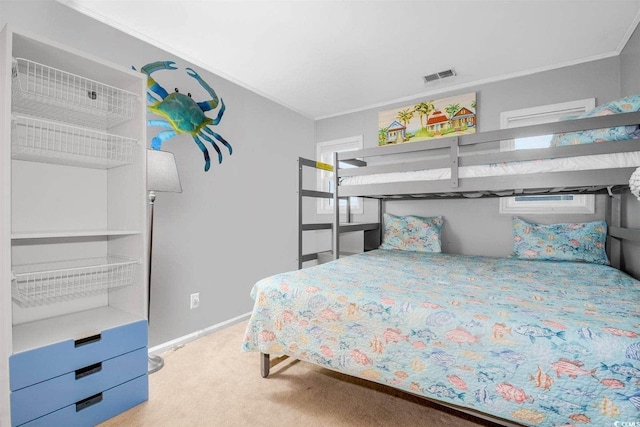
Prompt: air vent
<box><xmin>423</xmin><ymin>68</ymin><xmax>456</xmax><ymax>84</ymax></box>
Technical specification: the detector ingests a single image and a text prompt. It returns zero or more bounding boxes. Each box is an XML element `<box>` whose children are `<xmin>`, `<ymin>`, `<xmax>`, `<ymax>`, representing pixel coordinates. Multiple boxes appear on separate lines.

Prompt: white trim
<box><xmin>148</xmin><ymin>311</ymin><xmax>251</xmax><ymax>355</ymax></box>
<box><xmin>316</xmin><ymin>135</ymin><xmax>362</xmax><ymax>151</ymax></box>
<box><xmin>499</xmin><ymin>194</ymin><xmax>595</xmax><ymax>214</ymax></box>
<box><xmin>499</xmin><ymin>98</ymin><xmax>595</xmax><ymax>151</ymax></box>
<box><xmin>316</xmin><ymin>135</ymin><xmax>363</xmax><ymax>215</ymax></box>
<box><xmin>617</xmin><ymin>9</ymin><xmax>640</xmax><ymax>53</ymax></box>
<box><xmin>500</xmin><ymin>98</ymin><xmax>596</xmax><ymax>129</ymax></box>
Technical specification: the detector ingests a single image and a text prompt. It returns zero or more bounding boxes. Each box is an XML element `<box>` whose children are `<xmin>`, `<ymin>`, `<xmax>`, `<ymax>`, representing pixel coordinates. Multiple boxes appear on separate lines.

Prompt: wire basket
<box><xmin>12</xmin><ymin>115</ymin><xmax>138</xmax><ymax>169</ymax></box>
<box><xmin>11</xmin><ymin>58</ymin><xmax>139</xmax><ymax>130</ymax></box>
<box><xmin>11</xmin><ymin>256</ymin><xmax>139</xmax><ymax>307</ymax></box>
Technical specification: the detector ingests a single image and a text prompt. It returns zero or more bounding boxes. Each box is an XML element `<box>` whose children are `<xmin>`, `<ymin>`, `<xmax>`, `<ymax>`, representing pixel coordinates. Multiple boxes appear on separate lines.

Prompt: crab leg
<box><xmin>201</xmin><ymin>127</ymin><xmax>233</xmax><ymax>156</ymax></box>
<box><xmin>151</xmin><ymin>130</ymin><xmax>178</xmax><ymax>150</ymax></box>
<box><xmin>146</xmin><ymin>92</ymin><xmax>158</xmax><ymax>104</ymax></box>
<box><xmin>141</xmin><ymin>61</ymin><xmax>177</xmax><ymax>100</ymax></box>
<box><xmin>192</xmin><ymin>135</ymin><xmax>211</xmax><ymax>171</ymax></box>
<box><xmin>198</xmin><ymin>132</ymin><xmax>223</xmax><ymax>164</ymax></box>
<box><xmin>147</xmin><ymin>119</ymin><xmax>174</xmax><ymax>129</ymax></box>
<box><xmin>186</xmin><ymin>67</ymin><xmax>219</xmax><ymax>112</ymax></box>
<box><xmin>207</xmin><ymin>99</ymin><xmax>226</xmax><ymax>126</ymax></box>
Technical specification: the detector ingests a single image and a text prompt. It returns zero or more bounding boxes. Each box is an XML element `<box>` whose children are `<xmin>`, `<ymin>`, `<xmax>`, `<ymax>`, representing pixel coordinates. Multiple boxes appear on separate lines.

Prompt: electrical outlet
<box><xmin>190</xmin><ymin>293</ymin><xmax>200</xmax><ymax>309</ymax></box>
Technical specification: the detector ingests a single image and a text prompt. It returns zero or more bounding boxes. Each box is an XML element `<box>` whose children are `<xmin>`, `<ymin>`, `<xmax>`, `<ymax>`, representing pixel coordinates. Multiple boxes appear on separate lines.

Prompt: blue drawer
<box><xmin>18</xmin><ymin>374</ymin><xmax>148</xmax><ymax>427</ymax></box>
<box><xmin>10</xmin><ymin>319</ymin><xmax>147</xmax><ymax>391</ymax></box>
<box><xmin>11</xmin><ymin>347</ymin><xmax>147</xmax><ymax>426</ymax></box>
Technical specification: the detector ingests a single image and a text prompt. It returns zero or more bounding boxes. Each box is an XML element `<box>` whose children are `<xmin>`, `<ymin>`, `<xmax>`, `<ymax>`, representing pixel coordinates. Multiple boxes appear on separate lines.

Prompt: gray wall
<box><xmin>2</xmin><ymin>0</ymin><xmax>315</xmax><ymax>346</ymax></box>
<box><xmin>315</xmin><ymin>43</ymin><xmax>639</xmax><ymax>264</ymax></box>
<box><xmin>620</xmin><ymin>24</ymin><xmax>640</xmax><ymax>278</ymax></box>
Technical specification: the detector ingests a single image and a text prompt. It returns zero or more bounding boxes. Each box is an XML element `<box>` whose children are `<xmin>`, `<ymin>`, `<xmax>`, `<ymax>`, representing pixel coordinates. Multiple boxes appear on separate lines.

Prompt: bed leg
<box><xmin>260</xmin><ymin>352</ymin><xmax>270</xmax><ymax>378</ymax></box>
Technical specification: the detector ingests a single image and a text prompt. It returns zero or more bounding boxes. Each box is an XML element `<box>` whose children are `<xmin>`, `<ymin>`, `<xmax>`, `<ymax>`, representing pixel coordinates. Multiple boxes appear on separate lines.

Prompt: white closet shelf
<box><xmin>11</xmin><ymin>230</ymin><xmax>143</xmax><ymax>240</ymax></box>
<box><xmin>12</xmin><ymin>115</ymin><xmax>138</xmax><ymax>169</ymax></box>
<box><xmin>11</xmin><ymin>57</ymin><xmax>139</xmax><ymax>130</ymax></box>
<box><xmin>12</xmin><ymin>256</ymin><xmax>140</xmax><ymax>308</ymax></box>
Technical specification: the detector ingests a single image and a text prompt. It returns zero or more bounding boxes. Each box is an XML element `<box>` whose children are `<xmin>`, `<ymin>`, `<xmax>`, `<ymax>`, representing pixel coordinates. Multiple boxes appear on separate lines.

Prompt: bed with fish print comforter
<box><xmin>242</xmin><ymin>249</ymin><xmax>640</xmax><ymax>426</ymax></box>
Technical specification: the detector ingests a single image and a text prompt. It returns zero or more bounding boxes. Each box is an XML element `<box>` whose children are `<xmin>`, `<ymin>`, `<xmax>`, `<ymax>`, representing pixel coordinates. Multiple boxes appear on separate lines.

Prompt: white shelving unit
<box><xmin>0</xmin><ymin>26</ymin><xmax>149</xmax><ymax>426</ymax></box>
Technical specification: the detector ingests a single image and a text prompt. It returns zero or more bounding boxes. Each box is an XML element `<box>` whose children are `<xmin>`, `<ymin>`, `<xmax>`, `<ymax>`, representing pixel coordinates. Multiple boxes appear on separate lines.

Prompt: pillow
<box><xmin>550</xmin><ymin>94</ymin><xmax>640</xmax><ymax>147</ymax></box>
<box><xmin>380</xmin><ymin>213</ymin><xmax>443</xmax><ymax>252</ymax></box>
<box><xmin>511</xmin><ymin>217</ymin><xmax>609</xmax><ymax>265</ymax></box>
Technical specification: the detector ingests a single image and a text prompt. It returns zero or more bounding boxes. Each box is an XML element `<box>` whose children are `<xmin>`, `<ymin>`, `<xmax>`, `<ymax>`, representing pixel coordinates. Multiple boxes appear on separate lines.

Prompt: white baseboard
<box><xmin>148</xmin><ymin>312</ymin><xmax>251</xmax><ymax>355</ymax></box>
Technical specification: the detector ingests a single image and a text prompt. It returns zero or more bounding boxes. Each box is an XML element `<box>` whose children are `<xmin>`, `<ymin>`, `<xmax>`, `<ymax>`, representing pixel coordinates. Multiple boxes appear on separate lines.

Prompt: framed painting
<box><xmin>378</xmin><ymin>92</ymin><xmax>476</xmax><ymax>146</ymax></box>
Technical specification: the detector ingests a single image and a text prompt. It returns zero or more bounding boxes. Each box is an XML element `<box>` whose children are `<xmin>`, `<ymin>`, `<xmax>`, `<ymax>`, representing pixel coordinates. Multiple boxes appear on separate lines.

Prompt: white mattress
<box><xmin>342</xmin><ymin>152</ymin><xmax>640</xmax><ymax>185</ymax></box>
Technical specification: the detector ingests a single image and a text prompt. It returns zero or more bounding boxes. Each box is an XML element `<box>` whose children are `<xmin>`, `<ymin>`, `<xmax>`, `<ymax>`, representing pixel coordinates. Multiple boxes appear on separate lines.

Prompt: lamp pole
<box><xmin>146</xmin><ymin>149</ymin><xmax>182</xmax><ymax>374</ymax></box>
<box><xmin>147</xmin><ymin>189</ymin><xmax>164</xmax><ymax>374</ymax></box>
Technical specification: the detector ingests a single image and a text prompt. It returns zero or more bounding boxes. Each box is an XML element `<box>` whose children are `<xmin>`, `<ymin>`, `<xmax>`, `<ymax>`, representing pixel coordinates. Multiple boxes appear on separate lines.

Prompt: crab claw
<box><xmin>141</xmin><ymin>61</ymin><xmax>177</xmax><ymax>76</ymax></box>
<box><xmin>139</xmin><ymin>61</ymin><xmax>177</xmax><ymax>101</ymax></box>
<box><xmin>186</xmin><ymin>67</ymin><xmax>220</xmax><ymax>112</ymax></box>
<box><xmin>185</xmin><ymin>67</ymin><xmax>198</xmax><ymax>78</ymax></box>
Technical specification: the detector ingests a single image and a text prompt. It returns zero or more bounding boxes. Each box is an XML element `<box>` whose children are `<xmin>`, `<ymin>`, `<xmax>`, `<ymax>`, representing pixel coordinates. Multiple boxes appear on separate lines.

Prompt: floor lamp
<box><xmin>147</xmin><ymin>149</ymin><xmax>182</xmax><ymax>374</ymax></box>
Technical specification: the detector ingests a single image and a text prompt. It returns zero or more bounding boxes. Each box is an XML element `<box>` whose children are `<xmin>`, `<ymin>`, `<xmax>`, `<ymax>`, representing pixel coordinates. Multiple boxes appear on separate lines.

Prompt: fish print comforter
<box><xmin>242</xmin><ymin>250</ymin><xmax>640</xmax><ymax>426</ymax></box>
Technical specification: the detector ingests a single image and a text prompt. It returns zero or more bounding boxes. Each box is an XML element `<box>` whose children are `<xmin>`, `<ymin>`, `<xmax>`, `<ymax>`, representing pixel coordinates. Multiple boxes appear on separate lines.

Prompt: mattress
<box><xmin>342</xmin><ymin>152</ymin><xmax>640</xmax><ymax>186</ymax></box>
<box><xmin>243</xmin><ymin>249</ymin><xmax>640</xmax><ymax>426</ymax></box>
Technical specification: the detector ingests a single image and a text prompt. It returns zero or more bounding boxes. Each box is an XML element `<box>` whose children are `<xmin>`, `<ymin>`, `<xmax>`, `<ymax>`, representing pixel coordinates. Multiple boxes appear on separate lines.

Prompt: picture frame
<box><xmin>378</xmin><ymin>92</ymin><xmax>476</xmax><ymax>146</ymax></box>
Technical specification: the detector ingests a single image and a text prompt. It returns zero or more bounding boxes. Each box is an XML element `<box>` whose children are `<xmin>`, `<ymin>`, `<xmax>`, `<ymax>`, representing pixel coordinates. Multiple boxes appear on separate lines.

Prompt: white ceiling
<box><xmin>61</xmin><ymin>0</ymin><xmax>640</xmax><ymax>120</ymax></box>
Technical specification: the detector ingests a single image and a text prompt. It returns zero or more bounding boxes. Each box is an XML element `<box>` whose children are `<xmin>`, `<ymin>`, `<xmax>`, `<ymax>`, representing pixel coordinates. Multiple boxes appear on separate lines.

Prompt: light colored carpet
<box><xmin>99</xmin><ymin>320</ymin><xmax>501</xmax><ymax>427</ymax></box>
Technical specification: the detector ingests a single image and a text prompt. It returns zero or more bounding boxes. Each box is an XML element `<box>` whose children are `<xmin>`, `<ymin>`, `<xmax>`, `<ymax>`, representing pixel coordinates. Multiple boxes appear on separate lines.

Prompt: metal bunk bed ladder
<box><xmin>298</xmin><ymin>157</ymin><xmax>380</xmax><ymax>269</ymax></box>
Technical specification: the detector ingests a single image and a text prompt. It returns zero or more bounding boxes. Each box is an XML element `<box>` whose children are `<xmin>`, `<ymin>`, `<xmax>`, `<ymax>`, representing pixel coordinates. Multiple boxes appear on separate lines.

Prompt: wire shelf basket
<box><xmin>11</xmin><ymin>256</ymin><xmax>139</xmax><ymax>308</ymax></box>
<box><xmin>12</xmin><ymin>115</ymin><xmax>138</xmax><ymax>169</ymax></box>
<box><xmin>11</xmin><ymin>58</ymin><xmax>139</xmax><ymax>130</ymax></box>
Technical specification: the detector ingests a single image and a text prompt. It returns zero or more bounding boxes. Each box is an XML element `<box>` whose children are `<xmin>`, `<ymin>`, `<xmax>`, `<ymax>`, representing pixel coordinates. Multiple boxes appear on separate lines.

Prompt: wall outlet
<box><xmin>190</xmin><ymin>293</ymin><xmax>200</xmax><ymax>309</ymax></box>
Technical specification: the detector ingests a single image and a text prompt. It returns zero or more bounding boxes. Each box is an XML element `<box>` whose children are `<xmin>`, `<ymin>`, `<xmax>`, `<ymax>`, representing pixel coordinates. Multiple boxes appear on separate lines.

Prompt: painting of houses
<box><xmin>385</xmin><ymin>120</ymin><xmax>406</xmax><ymax>144</ymax></box>
<box><xmin>378</xmin><ymin>92</ymin><xmax>476</xmax><ymax>146</ymax></box>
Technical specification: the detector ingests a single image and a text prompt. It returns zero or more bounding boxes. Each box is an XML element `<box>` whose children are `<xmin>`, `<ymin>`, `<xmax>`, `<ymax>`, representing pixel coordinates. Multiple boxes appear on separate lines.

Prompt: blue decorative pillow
<box><xmin>511</xmin><ymin>217</ymin><xmax>609</xmax><ymax>265</ymax></box>
<box><xmin>380</xmin><ymin>213</ymin><xmax>443</xmax><ymax>252</ymax></box>
<box><xmin>550</xmin><ymin>94</ymin><xmax>640</xmax><ymax>146</ymax></box>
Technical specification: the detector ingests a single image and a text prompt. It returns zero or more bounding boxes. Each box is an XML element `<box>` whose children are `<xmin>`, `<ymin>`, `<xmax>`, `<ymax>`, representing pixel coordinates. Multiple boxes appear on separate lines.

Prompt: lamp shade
<box><xmin>147</xmin><ymin>149</ymin><xmax>182</xmax><ymax>193</ymax></box>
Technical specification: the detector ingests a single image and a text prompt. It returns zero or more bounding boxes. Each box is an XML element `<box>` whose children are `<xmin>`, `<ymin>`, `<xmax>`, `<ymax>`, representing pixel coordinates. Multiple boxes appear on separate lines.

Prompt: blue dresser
<box><xmin>10</xmin><ymin>320</ymin><xmax>148</xmax><ymax>426</ymax></box>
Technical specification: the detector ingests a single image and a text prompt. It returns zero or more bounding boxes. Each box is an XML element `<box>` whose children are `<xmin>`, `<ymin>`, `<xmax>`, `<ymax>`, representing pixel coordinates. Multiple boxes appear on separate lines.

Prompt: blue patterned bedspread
<box><xmin>242</xmin><ymin>250</ymin><xmax>640</xmax><ymax>426</ymax></box>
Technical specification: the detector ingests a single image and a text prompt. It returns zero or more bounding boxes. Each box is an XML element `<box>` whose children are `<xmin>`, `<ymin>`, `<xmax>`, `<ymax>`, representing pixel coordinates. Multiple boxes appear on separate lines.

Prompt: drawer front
<box><xmin>11</xmin><ymin>347</ymin><xmax>147</xmax><ymax>426</ymax></box>
<box><xmin>18</xmin><ymin>374</ymin><xmax>148</xmax><ymax>427</ymax></box>
<box><xmin>10</xmin><ymin>319</ymin><xmax>147</xmax><ymax>391</ymax></box>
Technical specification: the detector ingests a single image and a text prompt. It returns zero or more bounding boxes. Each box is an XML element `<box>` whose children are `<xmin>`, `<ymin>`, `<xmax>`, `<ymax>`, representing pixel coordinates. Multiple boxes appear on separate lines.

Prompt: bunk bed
<box><xmin>243</xmin><ymin>103</ymin><xmax>640</xmax><ymax>427</ymax></box>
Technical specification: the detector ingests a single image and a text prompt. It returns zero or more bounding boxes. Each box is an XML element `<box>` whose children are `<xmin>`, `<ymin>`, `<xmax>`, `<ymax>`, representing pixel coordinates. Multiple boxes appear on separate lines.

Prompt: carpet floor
<box><xmin>99</xmin><ymin>320</ymin><xmax>503</xmax><ymax>427</ymax></box>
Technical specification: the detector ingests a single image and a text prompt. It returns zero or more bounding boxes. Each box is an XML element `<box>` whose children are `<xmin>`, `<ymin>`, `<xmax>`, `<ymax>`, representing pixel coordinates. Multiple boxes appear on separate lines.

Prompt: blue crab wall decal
<box><xmin>136</xmin><ymin>61</ymin><xmax>232</xmax><ymax>172</ymax></box>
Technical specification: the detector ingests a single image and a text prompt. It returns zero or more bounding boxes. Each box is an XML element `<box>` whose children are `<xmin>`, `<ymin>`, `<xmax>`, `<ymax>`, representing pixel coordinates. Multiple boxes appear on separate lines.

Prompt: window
<box><xmin>499</xmin><ymin>99</ymin><xmax>596</xmax><ymax>214</ymax></box>
<box><xmin>316</xmin><ymin>135</ymin><xmax>363</xmax><ymax>214</ymax></box>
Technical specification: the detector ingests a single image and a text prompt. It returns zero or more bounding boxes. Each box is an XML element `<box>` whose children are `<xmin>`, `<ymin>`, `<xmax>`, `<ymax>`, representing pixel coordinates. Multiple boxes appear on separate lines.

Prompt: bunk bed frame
<box><xmin>332</xmin><ymin>111</ymin><xmax>640</xmax><ymax>261</ymax></box>
<box><xmin>258</xmin><ymin>110</ymin><xmax>640</xmax><ymax>427</ymax></box>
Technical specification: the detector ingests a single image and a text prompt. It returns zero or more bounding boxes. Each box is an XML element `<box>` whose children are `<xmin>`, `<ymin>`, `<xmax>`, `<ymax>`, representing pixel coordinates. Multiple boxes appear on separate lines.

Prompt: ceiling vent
<box><xmin>423</xmin><ymin>68</ymin><xmax>456</xmax><ymax>84</ymax></box>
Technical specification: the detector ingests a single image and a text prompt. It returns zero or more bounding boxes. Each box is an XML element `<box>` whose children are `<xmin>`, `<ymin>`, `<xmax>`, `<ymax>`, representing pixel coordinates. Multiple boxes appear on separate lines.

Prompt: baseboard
<box><xmin>148</xmin><ymin>312</ymin><xmax>252</xmax><ymax>355</ymax></box>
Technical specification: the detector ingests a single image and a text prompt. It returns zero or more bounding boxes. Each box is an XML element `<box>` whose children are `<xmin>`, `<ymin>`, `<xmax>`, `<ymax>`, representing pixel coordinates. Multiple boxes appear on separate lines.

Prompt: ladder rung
<box><xmin>301</xmin><ymin>189</ymin><xmax>333</xmax><ymax>199</ymax></box>
<box><xmin>301</xmin><ymin>253</ymin><xmax>318</xmax><ymax>262</ymax></box>
<box><xmin>302</xmin><ymin>223</ymin><xmax>332</xmax><ymax>231</ymax></box>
